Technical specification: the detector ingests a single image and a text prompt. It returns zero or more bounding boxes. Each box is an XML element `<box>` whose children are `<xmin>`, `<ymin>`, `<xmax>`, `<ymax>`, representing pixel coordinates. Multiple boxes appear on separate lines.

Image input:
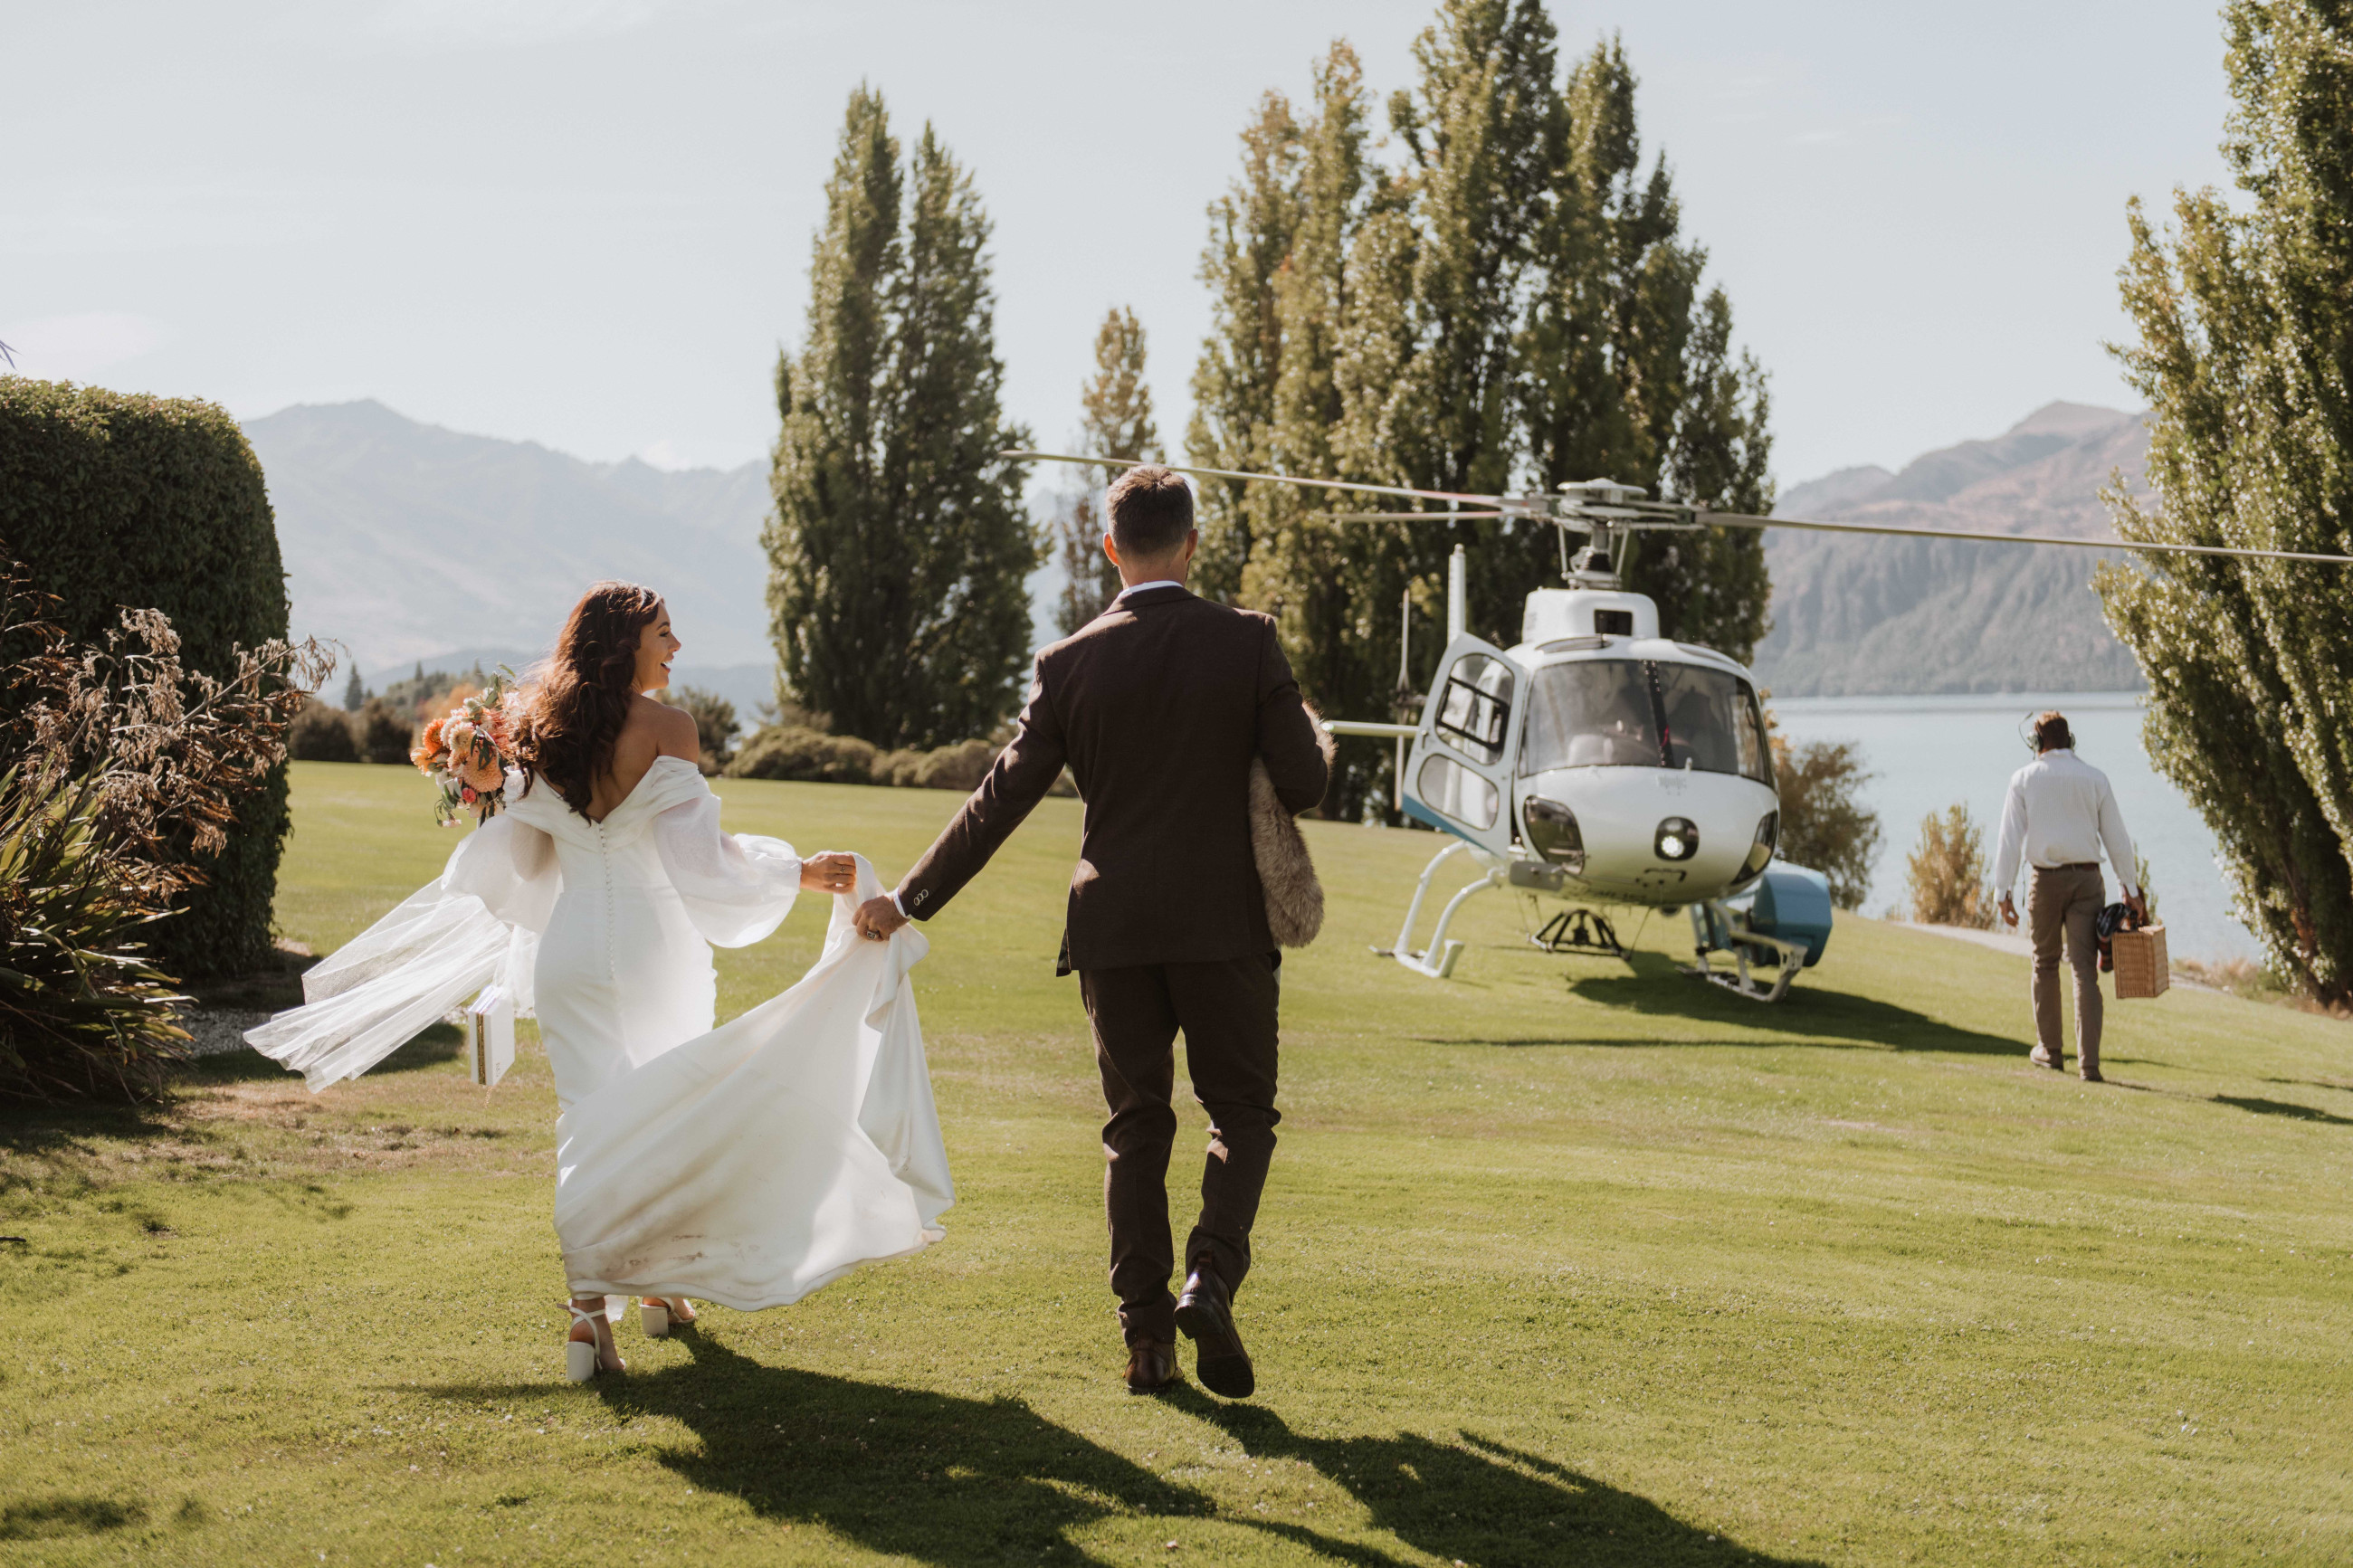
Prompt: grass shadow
<box><xmin>2211</xmin><ymin>1095</ymin><xmax>2353</xmax><ymax>1126</ymax></box>
<box><xmin>429</xmin><ymin>1331</ymin><xmax>1209</xmax><ymax>1565</ymax></box>
<box><xmin>2258</xmin><ymin>1077</ymin><xmax>2353</xmax><ymax>1095</ymax></box>
<box><xmin>0</xmin><ymin>1091</ymin><xmax>184</xmax><ymax>1172</ymax></box>
<box><xmin>1422</xmin><ymin>952</ymin><xmax>2024</xmax><ymax>1056</ymax></box>
<box><xmin>1168</xmin><ymin>1391</ymin><xmax>1823</xmax><ymax>1567</ymax></box>
<box><xmin>0</xmin><ymin>1496</ymin><xmax>147</xmax><ymax>1541</ymax></box>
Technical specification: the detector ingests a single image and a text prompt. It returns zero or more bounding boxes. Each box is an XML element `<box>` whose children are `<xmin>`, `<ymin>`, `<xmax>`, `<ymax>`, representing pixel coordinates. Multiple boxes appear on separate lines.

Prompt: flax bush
<box><xmin>0</xmin><ymin>553</ymin><xmax>328</xmax><ymax>1100</ymax></box>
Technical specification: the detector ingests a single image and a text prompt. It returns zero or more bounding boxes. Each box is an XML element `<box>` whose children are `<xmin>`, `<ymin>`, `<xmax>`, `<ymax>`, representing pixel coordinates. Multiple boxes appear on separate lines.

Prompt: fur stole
<box><xmin>1250</xmin><ymin>721</ymin><xmax>1338</xmax><ymax>947</ymax></box>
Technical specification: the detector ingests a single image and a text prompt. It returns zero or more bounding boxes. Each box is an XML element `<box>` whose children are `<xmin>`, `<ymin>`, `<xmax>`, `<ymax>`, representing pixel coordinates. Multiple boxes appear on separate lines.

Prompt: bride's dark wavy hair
<box><xmin>514</xmin><ymin>580</ymin><xmax>663</xmax><ymax>814</ymax></box>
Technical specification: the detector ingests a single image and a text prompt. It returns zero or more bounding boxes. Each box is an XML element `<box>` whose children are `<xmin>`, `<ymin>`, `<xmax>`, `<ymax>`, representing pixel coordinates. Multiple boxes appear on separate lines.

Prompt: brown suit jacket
<box><xmin>898</xmin><ymin>584</ymin><xmax>1329</xmax><ymax>970</ymax></box>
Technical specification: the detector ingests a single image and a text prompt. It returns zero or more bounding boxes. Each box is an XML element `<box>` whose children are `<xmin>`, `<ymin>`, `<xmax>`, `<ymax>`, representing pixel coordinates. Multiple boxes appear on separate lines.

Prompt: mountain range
<box><xmin>246</xmin><ymin>397</ymin><xmax>2153</xmax><ymax>711</ymax></box>
<box><xmin>1750</xmin><ymin>401</ymin><xmax>2148</xmax><ymax>696</ymax></box>
<box><xmin>243</xmin><ymin>400</ymin><xmax>777</xmax><ymax>713</ymax></box>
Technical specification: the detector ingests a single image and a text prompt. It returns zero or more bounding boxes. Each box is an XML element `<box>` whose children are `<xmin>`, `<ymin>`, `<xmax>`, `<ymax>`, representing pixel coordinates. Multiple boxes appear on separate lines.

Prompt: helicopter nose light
<box><xmin>1654</xmin><ymin>817</ymin><xmax>1699</xmax><ymax>862</ymax></box>
<box><xmin>1523</xmin><ymin>795</ymin><xmax>1586</xmax><ymax>870</ymax></box>
<box><xmin>1743</xmin><ymin>810</ymin><xmax>1778</xmax><ymax>878</ymax></box>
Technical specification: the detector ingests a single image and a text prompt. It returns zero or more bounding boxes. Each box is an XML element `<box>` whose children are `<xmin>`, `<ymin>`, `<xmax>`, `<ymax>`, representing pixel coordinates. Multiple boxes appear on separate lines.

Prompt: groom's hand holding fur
<box><xmin>853</xmin><ymin>893</ymin><xmax>909</xmax><ymax>943</ymax></box>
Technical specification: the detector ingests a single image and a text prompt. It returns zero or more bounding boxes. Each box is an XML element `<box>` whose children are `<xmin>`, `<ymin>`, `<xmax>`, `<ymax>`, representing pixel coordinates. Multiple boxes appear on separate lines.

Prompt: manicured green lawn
<box><xmin>4</xmin><ymin>759</ymin><xmax>2348</xmax><ymax>1564</ymax></box>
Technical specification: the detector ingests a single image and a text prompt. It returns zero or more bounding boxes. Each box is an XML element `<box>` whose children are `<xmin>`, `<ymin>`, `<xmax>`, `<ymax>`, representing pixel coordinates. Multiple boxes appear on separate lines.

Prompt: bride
<box><xmin>248</xmin><ymin>582</ymin><xmax>953</xmax><ymax>1381</ymax></box>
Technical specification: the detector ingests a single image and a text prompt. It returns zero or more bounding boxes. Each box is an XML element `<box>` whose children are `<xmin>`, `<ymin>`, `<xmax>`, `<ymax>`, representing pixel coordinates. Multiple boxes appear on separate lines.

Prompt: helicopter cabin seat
<box><xmin>1562</xmin><ymin>732</ymin><xmax>1616</xmax><ymax>767</ymax></box>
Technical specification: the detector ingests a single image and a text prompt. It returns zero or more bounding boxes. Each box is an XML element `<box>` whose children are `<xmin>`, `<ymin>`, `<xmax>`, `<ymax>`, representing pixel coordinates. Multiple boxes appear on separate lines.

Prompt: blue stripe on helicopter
<box><xmin>1401</xmin><ymin>794</ymin><xmax>1483</xmax><ymax>843</ymax></box>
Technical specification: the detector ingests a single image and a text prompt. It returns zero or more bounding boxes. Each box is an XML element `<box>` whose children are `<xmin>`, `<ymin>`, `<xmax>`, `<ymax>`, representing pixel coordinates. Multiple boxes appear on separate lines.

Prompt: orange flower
<box><xmin>460</xmin><ymin>752</ymin><xmax>504</xmax><ymax>793</ymax></box>
<box><xmin>423</xmin><ymin>716</ymin><xmax>446</xmax><ymax>754</ymax></box>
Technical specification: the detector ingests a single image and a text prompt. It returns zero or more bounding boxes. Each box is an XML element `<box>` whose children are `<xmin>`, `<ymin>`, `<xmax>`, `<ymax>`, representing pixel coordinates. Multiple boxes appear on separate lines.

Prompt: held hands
<box><xmin>853</xmin><ymin>894</ymin><xmax>909</xmax><ymax>944</ymax></box>
<box><xmin>799</xmin><ymin>852</ymin><xmax>859</xmax><ymax>896</ymax></box>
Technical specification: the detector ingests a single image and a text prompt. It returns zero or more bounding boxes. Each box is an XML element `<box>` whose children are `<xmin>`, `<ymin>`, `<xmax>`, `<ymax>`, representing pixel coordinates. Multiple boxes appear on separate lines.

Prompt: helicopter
<box><xmin>1008</xmin><ymin>449</ymin><xmax>2353</xmax><ymax>1001</ymax></box>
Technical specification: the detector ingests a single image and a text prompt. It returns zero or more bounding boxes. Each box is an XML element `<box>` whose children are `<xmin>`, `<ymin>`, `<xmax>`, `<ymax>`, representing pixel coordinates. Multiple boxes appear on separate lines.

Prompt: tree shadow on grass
<box><xmin>175</xmin><ymin>1022</ymin><xmax>466</xmax><ymax>1088</ymax></box>
<box><xmin>1168</xmin><ymin>1391</ymin><xmax>1824</xmax><ymax>1568</ymax></box>
<box><xmin>0</xmin><ymin>1495</ymin><xmax>145</xmax><ymax>1541</ymax></box>
<box><xmin>2258</xmin><ymin>1076</ymin><xmax>2353</xmax><ymax>1096</ymax></box>
<box><xmin>432</xmin><ymin>1331</ymin><xmax>1209</xmax><ymax>1565</ymax></box>
<box><xmin>1416</xmin><ymin>951</ymin><xmax>2024</xmax><ymax>1057</ymax></box>
<box><xmin>2211</xmin><ymin>1094</ymin><xmax>2353</xmax><ymax>1126</ymax></box>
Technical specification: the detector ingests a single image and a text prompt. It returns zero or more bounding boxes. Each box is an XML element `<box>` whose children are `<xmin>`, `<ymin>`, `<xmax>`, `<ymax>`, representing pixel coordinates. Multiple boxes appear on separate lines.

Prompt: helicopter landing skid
<box><xmin>1683</xmin><ymin>899</ymin><xmax>1805</xmax><ymax>1003</ymax></box>
<box><xmin>1529</xmin><ymin>908</ymin><xmax>1626</xmax><ymax>960</ymax></box>
<box><xmin>1372</xmin><ymin>839</ymin><xmax>1503</xmax><ymax>980</ymax></box>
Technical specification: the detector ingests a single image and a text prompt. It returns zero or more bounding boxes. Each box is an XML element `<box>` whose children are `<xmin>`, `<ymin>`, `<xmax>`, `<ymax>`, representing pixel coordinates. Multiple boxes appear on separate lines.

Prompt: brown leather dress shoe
<box><xmin>1124</xmin><ymin>1337</ymin><xmax>1178</xmax><ymax>1394</ymax></box>
<box><xmin>1174</xmin><ymin>1260</ymin><xmax>1254</xmax><ymax>1399</ymax></box>
<box><xmin>2080</xmin><ymin>1065</ymin><xmax>2105</xmax><ymax>1083</ymax></box>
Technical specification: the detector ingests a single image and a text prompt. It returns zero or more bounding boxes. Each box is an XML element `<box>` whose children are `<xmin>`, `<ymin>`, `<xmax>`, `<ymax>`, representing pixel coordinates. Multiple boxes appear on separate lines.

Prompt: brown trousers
<box><xmin>2028</xmin><ymin>865</ymin><xmax>2104</xmax><ymax>1069</ymax></box>
<box><xmin>1079</xmin><ymin>953</ymin><xmax>1281</xmax><ymax>1346</ymax></box>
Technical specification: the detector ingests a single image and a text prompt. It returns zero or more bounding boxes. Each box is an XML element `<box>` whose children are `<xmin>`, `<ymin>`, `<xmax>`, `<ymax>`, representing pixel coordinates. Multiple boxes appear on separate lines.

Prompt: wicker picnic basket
<box><xmin>2112</xmin><ymin>920</ymin><xmax>2169</xmax><ymax>1000</ymax></box>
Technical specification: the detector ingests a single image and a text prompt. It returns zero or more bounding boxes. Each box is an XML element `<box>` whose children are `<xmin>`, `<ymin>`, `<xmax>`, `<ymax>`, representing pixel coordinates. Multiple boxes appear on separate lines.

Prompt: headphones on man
<box><xmin>2017</xmin><ymin>711</ymin><xmax>2075</xmax><ymax>755</ymax></box>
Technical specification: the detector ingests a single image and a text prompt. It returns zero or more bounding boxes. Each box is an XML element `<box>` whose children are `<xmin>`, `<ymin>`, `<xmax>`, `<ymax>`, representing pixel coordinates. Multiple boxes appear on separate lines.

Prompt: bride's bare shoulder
<box><xmin>624</xmin><ymin>694</ymin><xmax>700</xmax><ymax>761</ymax></box>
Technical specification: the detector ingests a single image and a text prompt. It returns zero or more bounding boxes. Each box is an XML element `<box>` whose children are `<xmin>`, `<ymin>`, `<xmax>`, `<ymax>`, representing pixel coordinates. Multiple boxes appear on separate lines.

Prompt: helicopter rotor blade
<box><xmin>1693</xmin><ymin>509</ymin><xmax>2353</xmax><ymax>565</ymax></box>
<box><xmin>1326</xmin><ymin>509</ymin><xmax>1514</xmax><ymax>522</ymax></box>
<box><xmin>1002</xmin><ymin>450</ymin><xmax>1502</xmax><ymax>508</ymax></box>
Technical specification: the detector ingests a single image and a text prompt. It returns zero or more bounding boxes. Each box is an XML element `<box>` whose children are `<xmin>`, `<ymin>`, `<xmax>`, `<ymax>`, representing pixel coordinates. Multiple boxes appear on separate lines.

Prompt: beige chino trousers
<box><xmin>2026</xmin><ymin>864</ymin><xmax>2104</xmax><ymax>1071</ymax></box>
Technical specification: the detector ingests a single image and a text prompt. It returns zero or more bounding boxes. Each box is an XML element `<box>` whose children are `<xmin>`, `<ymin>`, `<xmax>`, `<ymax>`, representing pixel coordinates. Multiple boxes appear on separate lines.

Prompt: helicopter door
<box><xmin>1402</xmin><ymin>634</ymin><xmax>1528</xmax><ymax>858</ymax></box>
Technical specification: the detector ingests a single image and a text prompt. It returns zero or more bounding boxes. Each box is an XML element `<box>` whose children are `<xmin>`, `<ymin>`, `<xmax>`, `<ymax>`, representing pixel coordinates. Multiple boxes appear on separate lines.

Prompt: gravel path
<box><xmin>181</xmin><ymin>1010</ymin><xmax>275</xmax><ymax>1057</ymax></box>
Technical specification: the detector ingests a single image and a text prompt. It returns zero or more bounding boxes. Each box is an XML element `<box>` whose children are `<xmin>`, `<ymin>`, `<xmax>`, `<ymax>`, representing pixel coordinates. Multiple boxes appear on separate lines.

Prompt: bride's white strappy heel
<box><xmin>563</xmin><ymin>1298</ymin><xmax>624</xmax><ymax>1383</ymax></box>
<box><xmin>640</xmin><ymin>1296</ymin><xmax>697</xmax><ymax>1337</ymax></box>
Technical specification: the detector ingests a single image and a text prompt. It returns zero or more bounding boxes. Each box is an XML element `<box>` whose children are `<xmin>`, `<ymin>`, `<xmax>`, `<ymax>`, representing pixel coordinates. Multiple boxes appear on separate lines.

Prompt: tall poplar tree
<box><xmin>1521</xmin><ymin>37</ymin><xmax>1774</xmax><ymax>660</ymax></box>
<box><xmin>1189</xmin><ymin>6</ymin><xmax>1775</xmax><ymax>815</ymax></box>
<box><xmin>1187</xmin><ymin>93</ymin><xmax>1303</xmax><ymax>602</ymax></box>
<box><xmin>766</xmin><ymin>90</ymin><xmax>1037</xmax><ymax>749</ymax></box>
<box><xmin>1053</xmin><ymin>307</ymin><xmax>1159</xmax><ymax>636</ymax></box>
<box><xmin>2096</xmin><ymin>0</ymin><xmax>2353</xmax><ymax>1006</ymax></box>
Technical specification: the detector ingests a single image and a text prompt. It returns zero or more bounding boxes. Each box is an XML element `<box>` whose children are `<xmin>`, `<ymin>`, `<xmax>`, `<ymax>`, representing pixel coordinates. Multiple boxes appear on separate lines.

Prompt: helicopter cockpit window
<box><xmin>1654</xmin><ymin>663</ymin><xmax>1772</xmax><ymax>784</ymax></box>
<box><xmin>1519</xmin><ymin>660</ymin><xmax>1660</xmax><ymax>771</ymax></box>
<box><xmin>1434</xmin><ymin>652</ymin><xmax>1515</xmax><ymax>765</ymax></box>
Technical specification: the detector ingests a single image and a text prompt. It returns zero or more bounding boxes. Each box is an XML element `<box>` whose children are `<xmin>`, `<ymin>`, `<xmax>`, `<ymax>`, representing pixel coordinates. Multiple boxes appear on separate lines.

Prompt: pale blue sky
<box><xmin>5</xmin><ymin>0</ymin><xmax>2232</xmax><ymax>488</ymax></box>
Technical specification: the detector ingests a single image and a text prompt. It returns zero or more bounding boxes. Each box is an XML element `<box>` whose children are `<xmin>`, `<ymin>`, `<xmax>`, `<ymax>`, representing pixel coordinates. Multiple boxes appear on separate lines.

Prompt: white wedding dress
<box><xmin>246</xmin><ymin>755</ymin><xmax>952</xmax><ymax>1309</ymax></box>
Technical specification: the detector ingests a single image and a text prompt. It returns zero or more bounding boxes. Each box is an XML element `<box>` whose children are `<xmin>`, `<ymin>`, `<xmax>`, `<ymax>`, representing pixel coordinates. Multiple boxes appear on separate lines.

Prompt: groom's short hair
<box><xmin>1106</xmin><ymin>466</ymin><xmax>1194</xmax><ymax>558</ymax></box>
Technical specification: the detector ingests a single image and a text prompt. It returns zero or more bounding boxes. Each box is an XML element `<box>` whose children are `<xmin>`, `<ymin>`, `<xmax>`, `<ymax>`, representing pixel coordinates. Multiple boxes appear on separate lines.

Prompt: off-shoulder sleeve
<box><xmin>443</xmin><ymin>812</ymin><xmax>561</xmax><ymax>934</ymax></box>
<box><xmin>652</xmin><ymin>793</ymin><xmax>803</xmax><ymax>947</ymax></box>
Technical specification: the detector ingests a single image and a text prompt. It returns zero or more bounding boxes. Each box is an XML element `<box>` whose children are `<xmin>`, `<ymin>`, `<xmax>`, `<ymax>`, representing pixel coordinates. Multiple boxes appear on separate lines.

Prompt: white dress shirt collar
<box><xmin>1113</xmin><ymin>579</ymin><xmax>1186</xmax><ymax>601</ymax></box>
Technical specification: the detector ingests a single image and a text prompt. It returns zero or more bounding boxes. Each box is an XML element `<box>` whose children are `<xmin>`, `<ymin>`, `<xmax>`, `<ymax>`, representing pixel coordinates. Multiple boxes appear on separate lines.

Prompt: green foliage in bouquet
<box><xmin>0</xmin><ymin>378</ymin><xmax>292</xmax><ymax>977</ymax></box>
<box><xmin>414</xmin><ymin>670</ymin><xmax>518</xmax><ymax>827</ymax></box>
<box><xmin>0</xmin><ymin>553</ymin><xmax>327</xmax><ymax>1101</ymax></box>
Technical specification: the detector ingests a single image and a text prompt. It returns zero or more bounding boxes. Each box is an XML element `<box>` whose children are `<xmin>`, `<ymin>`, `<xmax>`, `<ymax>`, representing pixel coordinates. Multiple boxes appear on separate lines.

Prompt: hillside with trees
<box><xmin>1753</xmin><ymin>402</ymin><xmax>2151</xmax><ymax>697</ymax></box>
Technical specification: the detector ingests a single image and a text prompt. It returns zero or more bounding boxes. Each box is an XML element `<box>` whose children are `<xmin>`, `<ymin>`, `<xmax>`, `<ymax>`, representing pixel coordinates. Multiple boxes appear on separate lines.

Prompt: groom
<box><xmin>853</xmin><ymin>464</ymin><xmax>1329</xmax><ymax>1398</ymax></box>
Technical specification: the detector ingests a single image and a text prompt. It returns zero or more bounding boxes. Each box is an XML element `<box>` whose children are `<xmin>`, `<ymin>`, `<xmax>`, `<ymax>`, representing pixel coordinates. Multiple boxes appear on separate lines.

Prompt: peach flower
<box><xmin>460</xmin><ymin>751</ymin><xmax>504</xmax><ymax>793</ymax></box>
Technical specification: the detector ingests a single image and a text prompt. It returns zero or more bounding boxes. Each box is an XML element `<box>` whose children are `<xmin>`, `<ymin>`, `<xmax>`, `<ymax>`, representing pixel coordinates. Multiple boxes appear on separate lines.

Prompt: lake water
<box><xmin>1769</xmin><ymin>692</ymin><xmax>2257</xmax><ymax>961</ymax></box>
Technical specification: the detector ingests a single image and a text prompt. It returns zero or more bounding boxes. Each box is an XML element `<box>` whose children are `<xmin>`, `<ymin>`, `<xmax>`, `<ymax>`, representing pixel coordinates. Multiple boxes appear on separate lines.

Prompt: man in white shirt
<box><xmin>1993</xmin><ymin>711</ymin><xmax>2147</xmax><ymax>1082</ymax></box>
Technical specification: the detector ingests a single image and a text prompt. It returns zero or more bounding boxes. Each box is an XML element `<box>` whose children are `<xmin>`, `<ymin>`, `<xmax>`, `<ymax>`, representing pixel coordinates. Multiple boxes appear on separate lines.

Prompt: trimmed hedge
<box><xmin>728</xmin><ymin>726</ymin><xmax>880</xmax><ymax>784</ymax></box>
<box><xmin>725</xmin><ymin>726</ymin><xmax>1073</xmax><ymax>796</ymax></box>
<box><xmin>0</xmin><ymin>378</ymin><xmax>291</xmax><ymax>977</ymax></box>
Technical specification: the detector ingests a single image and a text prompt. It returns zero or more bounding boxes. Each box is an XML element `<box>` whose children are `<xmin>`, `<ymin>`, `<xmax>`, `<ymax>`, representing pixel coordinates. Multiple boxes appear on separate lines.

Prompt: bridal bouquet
<box><xmin>413</xmin><ymin>670</ymin><xmax>519</xmax><ymax>826</ymax></box>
